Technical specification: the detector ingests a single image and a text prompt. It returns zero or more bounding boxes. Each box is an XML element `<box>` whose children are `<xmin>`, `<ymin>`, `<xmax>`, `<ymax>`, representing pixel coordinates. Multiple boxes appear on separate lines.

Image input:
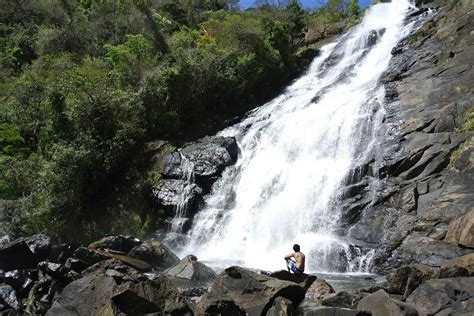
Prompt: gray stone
<box><xmin>265</xmin><ymin>296</ymin><xmax>295</xmax><ymax>316</ymax></box>
<box><xmin>3</xmin><ymin>269</ymin><xmax>37</xmax><ymax>297</ymax></box>
<box><xmin>445</xmin><ymin>209</ymin><xmax>474</xmax><ymax>248</ymax></box>
<box><xmin>111</xmin><ymin>278</ymin><xmax>192</xmax><ymax>315</ymax></box>
<box><xmin>127</xmin><ymin>239</ymin><xmax>179</xmax><ymax>271</ymax></box>
<box><xmin>391</xmin><ymin>236</ymin><xmax>462</xmax><ymax>267</ymax></box>
<box><xmin>47</xmin><ymin>275</ymin><xmax>118</xmax><ymax>315</ymax></box>
<box><xmin>88</xmin><ymin>235</ymin><xmax>142</xmax><ymax>253</ymax></box>
<box><xmin>47</xmin><ymin>273</ymin><xmax>191</xmax><ymax>315</ymax></box>
<box><xmin>305</xmin><ymin>277</ymin><xmax>336</xmax><ymax>301</ymax></box>
<box><xmin>357</xmin><ymin>289</ymin><xmax>418</xmax><ymax>316</ymax></box>
<box><xmin>0</xmin><ymin>284</ymin><xmax>21</xmax><ymax>311</ymax></box>
<box><xmin>196</xmin><ymin>266</ymin><xmax>312</xmax><ymax>315</ymax></box>
<box><xmin>406</xmin><ymin>277</ymin><xmax>474</xmax><ymax>315</ymax></box>
<box><xmin>0</xmin><ymin>239</ymin><xmax>37</xmax><ymax>270</ymax></box>
<box><xmin>441</xmin><ymin>253</ymin><xmax>474</xmax><ymax>274</ymax></box>
<box><xmin>164</xmin><ymin>254</ymin><xmax>217</xmax><ymax>282</ymax></box>
<box><xmin>321</xmin><ymin>291</ymin><xmax>354</xmax><ymax>309</ymax></box>
<box><xmin>386</xmin><ymin>264</ymin><xmax>437</xmax><ymax>298</ymax></box>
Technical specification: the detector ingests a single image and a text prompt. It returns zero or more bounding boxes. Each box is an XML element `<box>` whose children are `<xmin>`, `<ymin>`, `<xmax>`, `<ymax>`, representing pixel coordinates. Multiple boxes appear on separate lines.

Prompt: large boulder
<box><xmin>196</xmin><ymin>266</ymin><xmax>312</xmax><ymax>315</ymax></box>
<box><xmin>111</xmin><ymin>278</ymin><xmax>192</xmax><ymax>315</ymax></box>
<box><xmin>357</xmin><ymin>289</ymin><xmax>418</xmax><ymax>316</ymax></box>
<box><xmin>88</xmin><ymin>235</ymin><xmax>142</xmax><ymax>253</ymax></box>
<box><xmin>445</xmin><ymin>209</ymin><xmax>474</xmax><ymax>248</ymax></box>
<box><xmin>164</xmin><ymin>255</ymin><xmax>217</xmax><ymax>282</ymax></box>
<box><xmin>46</xmin><ymin>275</ymin><xmax>118</xmax><ymax>315</ymax></box>
<box><xmin>269</xmin><ymin>270</ymin><xmax>315</xmax><ymax>285</ymax></box>
<box><xmin>151</xmin><ymin>136</ymin><xmax>238</xmax><ymax>212</ymax></box>
<box><xmin>47</xmin><ymin>273</ymin><xmax>191</xmax><ymax>315</ymax></box>
<box><xmin>128</xmin><ymin>239</ymin><xmax>179</xmax><ymax>271</ymax></box>
<box><xmin>150</xmin><ymin>136</ymin><xmax>238</xmax><ymax>218</ymax></box>
<box><xmin>406</xmin><ymin>277</ymin><xmax>474</xmax><ymax>315</ymax></box>
<box><xmin>386</xmin><ymin>264</ymin><xmax>437</xmax><ymax>298</ymax></box>
<box><xmin>0</xmin><ymin>239</ymin><xmax>37</xmax><ymax>270</ymax></box>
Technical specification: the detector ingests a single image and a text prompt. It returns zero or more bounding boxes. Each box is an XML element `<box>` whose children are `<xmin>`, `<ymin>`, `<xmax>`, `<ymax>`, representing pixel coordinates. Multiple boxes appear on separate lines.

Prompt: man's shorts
<box><xmin>287</xmin><ymin>260</ymin><xmax>303</xmax><ymax>274</ymax></box>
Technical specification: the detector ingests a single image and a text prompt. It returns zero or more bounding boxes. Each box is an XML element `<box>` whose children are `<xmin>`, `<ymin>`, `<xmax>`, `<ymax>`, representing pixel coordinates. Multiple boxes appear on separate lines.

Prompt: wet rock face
<box><xmin>150</xmin><ymin>136</ymin><xmax>238</xmax><ymax>217</ymax></box>
<box><xmin>338</xmin><ymin>0</ymin><xmax>474</xmax><ymax>273</ymax></box>
<box><xmin>152</xmin><ymin>179</ymin><xmax>203</xmax><ymax>209</ymax></box>
<box><xmin>180</xmin><ymin>136</ymin><xmax>238</xmax><ymax>187</ymax></box>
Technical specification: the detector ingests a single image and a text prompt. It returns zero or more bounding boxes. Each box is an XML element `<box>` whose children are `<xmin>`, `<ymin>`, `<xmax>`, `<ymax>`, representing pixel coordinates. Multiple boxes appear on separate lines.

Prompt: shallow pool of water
<box><xmin>315</xmin><ymin>272</ymin><xmax>377</xmax><ymax>292</ymax></box>
<box><xmin>194</xmin><ymin>260</ymin><xmax>378</xmax><ymax>292</ymax></box>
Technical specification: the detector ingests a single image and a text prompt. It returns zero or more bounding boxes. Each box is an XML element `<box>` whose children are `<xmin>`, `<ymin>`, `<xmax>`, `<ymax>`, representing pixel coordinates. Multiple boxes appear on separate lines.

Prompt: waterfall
<box><xmin>174</xmin><ymin>0</ymin><xmax>417</xmax><ymax>273</ymax></box>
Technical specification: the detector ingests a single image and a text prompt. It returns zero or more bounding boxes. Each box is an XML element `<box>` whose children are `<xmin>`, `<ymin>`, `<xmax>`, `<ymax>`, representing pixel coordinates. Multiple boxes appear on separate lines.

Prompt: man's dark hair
<box><xmin>293</xmin><ymin>244</ymin><xmax>300</xmax><ymax>252</ymax></box>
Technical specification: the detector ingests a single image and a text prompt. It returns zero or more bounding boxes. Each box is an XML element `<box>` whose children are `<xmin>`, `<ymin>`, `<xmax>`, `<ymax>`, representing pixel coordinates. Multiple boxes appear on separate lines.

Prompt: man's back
<box><xmin>294</xmin><ymin>251</ymin><xmax>305</xmax><ymax>271</ymax></box>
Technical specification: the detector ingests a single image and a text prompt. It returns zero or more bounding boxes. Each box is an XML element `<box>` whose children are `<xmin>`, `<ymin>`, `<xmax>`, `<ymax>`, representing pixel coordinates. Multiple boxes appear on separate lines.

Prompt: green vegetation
<box><xmin>457</xmin><ymin>108</ymin><xmax>474</xmax><ymax>133</ymax></box>
<box><xmin>0</xmin><ymin>0</ymin><xmax>360</xmax><ymax>242</ymax></box>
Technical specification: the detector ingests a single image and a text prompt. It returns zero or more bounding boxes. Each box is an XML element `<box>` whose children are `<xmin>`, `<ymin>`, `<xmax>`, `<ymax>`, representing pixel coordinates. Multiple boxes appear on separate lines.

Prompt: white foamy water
<box><xmin>172</xmin><ymin>0</ymin><xmax>417</xmax><ymax>273</ymax></box>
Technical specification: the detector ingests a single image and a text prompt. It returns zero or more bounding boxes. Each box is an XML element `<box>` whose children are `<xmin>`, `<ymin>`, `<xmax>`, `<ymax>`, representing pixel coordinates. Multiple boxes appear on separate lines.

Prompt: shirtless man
<box><xmin>284</xmin><ymin>244</ymin><xmax>305</xmax><ymax>274</ymax></box>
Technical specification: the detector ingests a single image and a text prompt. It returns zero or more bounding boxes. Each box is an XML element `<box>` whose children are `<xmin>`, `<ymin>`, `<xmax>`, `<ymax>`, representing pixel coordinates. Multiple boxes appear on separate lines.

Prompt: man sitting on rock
<box><xmin>284</xmin><ymin>244</ymin><xmax>305</xmax><ymax>274</ymax></box>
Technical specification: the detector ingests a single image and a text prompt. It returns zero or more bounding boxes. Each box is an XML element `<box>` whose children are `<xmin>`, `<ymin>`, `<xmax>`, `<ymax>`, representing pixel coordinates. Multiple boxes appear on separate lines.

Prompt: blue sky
<box><xmin>239</xmin><ymin>0</ymin><xmax>372</xmax><ymax>10</ymax></box>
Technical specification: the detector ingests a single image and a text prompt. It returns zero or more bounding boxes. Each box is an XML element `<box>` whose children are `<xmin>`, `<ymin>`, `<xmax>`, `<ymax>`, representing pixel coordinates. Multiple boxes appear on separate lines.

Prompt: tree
<box><xmin>255</xmin><ymin>0</ymin><xmax>288</xmax><ymax>9</ymax></box>
<box><xmin>285</xmin><ymin>0</ymin><xmax>307</xmax><ymax>45</ymax></box>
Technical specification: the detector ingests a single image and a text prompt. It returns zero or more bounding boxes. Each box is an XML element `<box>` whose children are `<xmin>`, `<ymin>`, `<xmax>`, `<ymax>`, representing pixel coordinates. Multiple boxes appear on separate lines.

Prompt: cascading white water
<box><xmin>175</xmin><ymin>0</ymin><xmax>416</xmax><ymax>273</ymax></box>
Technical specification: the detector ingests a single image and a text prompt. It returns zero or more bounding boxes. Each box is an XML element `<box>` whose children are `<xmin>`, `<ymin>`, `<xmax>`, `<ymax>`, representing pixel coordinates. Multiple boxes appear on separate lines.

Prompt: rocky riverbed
<box><xmin>1</xmin><ymin>233</ymin><xmax>473</xmax><ymax>315</ymax></box>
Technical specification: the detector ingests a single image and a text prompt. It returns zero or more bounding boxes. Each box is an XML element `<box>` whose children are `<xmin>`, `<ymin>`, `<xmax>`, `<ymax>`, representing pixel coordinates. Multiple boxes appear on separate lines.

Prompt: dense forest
<box><xmin>0</xmin><ymin>0</ymin><xmax>361</xmax><ymax>242</ymax></box>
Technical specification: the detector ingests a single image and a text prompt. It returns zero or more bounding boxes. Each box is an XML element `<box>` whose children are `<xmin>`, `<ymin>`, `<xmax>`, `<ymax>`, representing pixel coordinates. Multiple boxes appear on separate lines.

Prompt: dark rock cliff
<box><xmin>342</xmin><ymin>0</ymin><xmax>474</xmax><ymax>274</ymax></box>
